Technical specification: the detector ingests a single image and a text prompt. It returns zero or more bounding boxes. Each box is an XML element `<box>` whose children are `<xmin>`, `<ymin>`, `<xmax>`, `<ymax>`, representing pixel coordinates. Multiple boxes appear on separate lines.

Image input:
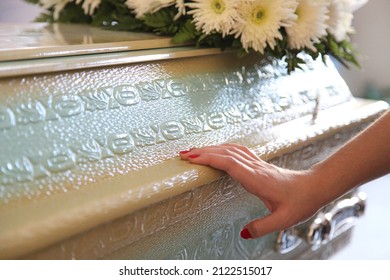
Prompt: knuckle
<box><xmin>241</xmin><ymin>146</ymin><xmax>253</xmax><ymax>154</ymax></box>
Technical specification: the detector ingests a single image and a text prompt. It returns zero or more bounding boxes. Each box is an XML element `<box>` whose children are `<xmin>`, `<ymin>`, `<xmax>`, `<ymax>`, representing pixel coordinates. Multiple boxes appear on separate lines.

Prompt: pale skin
<box><xmin>179</xmin><ymin>110</ymin><xmax>390</xmax><ymax>239</ymax></box>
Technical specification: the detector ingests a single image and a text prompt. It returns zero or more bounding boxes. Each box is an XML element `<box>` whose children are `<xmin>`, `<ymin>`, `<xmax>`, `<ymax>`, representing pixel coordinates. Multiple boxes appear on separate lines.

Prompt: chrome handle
<box><xmin>276</xmin><ymin>191</ymin><xmax>366</xmax><ymax>254</ymax></box>
<box><xmin>306</xmin><ymin>191</ymin><xmax>366</xmax><ymax>250</ymax></box>
<box><xmin>275</xmin><ymin>228</ymin><xmax>302</xmax><ymax>254</ymax></box>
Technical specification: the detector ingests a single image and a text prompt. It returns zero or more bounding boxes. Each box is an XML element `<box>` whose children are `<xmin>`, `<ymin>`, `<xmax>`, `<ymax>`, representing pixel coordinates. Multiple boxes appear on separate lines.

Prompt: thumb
<box><xmin>241</xmin><ymin>212</ymin><xmax>287</xmax><ymax>239</ymax></box>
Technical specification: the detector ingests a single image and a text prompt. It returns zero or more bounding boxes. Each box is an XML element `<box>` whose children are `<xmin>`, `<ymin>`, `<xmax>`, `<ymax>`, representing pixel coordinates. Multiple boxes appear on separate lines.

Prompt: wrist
<box><xmin>308</xmin><ymin>161</ymin><xmax>354</xmax><ymax>206</ymax></box>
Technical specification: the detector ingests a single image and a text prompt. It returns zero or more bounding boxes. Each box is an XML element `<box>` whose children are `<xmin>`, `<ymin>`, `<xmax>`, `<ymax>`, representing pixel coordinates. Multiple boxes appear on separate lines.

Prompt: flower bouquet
<box><xmin>25</xmin><ymin>0</ymin><xmax>367</xmax><ymax>73</ymax></box>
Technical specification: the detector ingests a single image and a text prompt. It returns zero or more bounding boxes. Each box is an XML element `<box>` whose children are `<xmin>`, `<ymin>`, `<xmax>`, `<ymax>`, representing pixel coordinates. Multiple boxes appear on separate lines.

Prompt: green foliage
<box><xmin>23</xmin><ymin>0</ymin><xmax>40</xmax><ymax>4</ymax></box>
<box><xmin>142</xmin><ymin>7</ymin><xmax>178</xmax><ymax>35</ymax></box>
<box><xmin>57</xmin><ymin>3</ymin><xmax>92</xmax><ymax>23</ymax></box>
<box><xmin>172</xmin><ymin>19</ymin><xmax>200</xmax><ymax>43</ymax></box>
<box><xmin>265</xmin><ymin>30</ymin><xmax>302</xmax><ymax>74</ymax></box>
<box><xmin>35</xmin><ymin>13</ymin><xmax>54</xmax><ymax>23</ymax></box>
<box><xmin>196</xmin><ymin>33</ymin><xmax>235</xmax><ymax>50</ymax></box>
<box><xmin>92</xmin><ymin>0</ymin><xmax>146</xmax><ymax>31</ymax></box>
<box><xmin>324</xmin><ymin>34</ymin><xmax>360</xmax><ymax>69</ymax></box>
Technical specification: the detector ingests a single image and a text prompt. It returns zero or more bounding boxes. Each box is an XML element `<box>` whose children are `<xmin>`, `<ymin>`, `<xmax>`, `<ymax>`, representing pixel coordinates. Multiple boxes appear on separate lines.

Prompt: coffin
<box><xmin>0</xmin><ymin>23</ymin><xmax>387</xmax><ymax>260</ymax></box>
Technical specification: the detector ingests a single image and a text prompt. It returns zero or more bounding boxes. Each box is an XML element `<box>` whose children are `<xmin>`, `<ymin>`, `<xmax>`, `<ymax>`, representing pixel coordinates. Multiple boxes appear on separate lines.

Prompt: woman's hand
<box><xmin>179</xmin><ymin>111</ymin><xmax>390</xmax><ymax>239</ymax></box>
<box><xmin>179</xmin><ymin>144</ymin><xmax>323</xmax><ymax>239</ymax></box>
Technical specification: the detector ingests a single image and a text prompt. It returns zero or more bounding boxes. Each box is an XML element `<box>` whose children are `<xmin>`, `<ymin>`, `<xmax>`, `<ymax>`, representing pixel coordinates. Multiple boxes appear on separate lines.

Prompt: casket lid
<box><xmin>0</xmin><ymin>22</ymin><xmax>183</xmax><ymax>62</ymax></box>
<box><xmin>0</xmin><ymin>23</ymin><xmax>223</xmax><ymax>78</ymax></box>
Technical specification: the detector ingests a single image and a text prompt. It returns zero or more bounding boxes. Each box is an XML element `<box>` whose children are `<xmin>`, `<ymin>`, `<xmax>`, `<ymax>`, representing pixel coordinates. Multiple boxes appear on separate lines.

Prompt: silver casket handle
<box><xmin>276</xmin><ymin>192</ymin><xmax>366</xmax><ymax>253</ymax></box>
<box><xmin>306</xmin><ymin>191</ymin><xmax>366</xmax><ymax>250</ymax></box>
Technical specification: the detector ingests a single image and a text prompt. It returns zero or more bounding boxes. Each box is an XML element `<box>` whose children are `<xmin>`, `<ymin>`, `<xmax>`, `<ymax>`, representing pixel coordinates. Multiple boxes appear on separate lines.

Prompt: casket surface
<box><xmin>0</xmin><ymin>23</ymin><xmax>387</xmax><ymax>260</ymax></box>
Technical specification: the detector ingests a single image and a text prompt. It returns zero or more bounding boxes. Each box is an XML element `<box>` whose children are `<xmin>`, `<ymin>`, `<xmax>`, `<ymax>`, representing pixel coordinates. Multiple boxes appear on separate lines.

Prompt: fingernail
<box><xmin>240</xmin><ymin>228</ymin><xmax>253</xmax><ymax>239</ymax></box>
<box><xmin>179</xmin><ymin>150</ymin><xmax>190</xmax><ymax>154</ymax></box>
<box><xmin>188</xmin><ymin>154</ymin><xmax>200</xmax><ymax>159</ymax></box>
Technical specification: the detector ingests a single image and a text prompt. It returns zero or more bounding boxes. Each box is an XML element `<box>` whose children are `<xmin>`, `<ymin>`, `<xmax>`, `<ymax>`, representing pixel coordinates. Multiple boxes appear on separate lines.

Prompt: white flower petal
<box><xmin>175</xmin><ymin>0</ymin><xmax>186</xmax><ymax>18</ymax></box>
<box><xmin>326</xmin><ymin>0</ymin><xmax>354</xmax><ymax>41</ymax></box>
<box><xmin>286</xmin><ymin>0</ymin><xmax>328</xmax><ymax>51</ymax></box>
<box><xmin>125</xmin><ymin>0</ymin><xmax>176</xmax><ymax>18</ymax></box>
<box><xmin>81</xmin><ymin>0</ymin><xmax>101</xmax><ymax>15</ymax></box>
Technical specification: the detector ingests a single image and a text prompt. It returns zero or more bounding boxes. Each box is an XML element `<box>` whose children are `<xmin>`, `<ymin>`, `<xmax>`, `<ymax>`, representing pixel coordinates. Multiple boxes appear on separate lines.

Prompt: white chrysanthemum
<box><xmin>125</xmin><ymin>0</ymin><xmax>176</xmax><ymax>18</ymax></box>
<box><xmin>232</xmin><ymin>0</ymin><xmax>298</xmax><ymax>54</ymax></box>
<box><xmin>285</xmin><ymin>0</ymin><xmax>328</xmax><ymax>51</ymax></box>
<box><xmin>187</xmin><ymin>0</ymin><xmax>240</xmax><ymax>36</ymax></box>
<box><xmin>326</xmin><ymin>0</ymin><xmax>354</xmax><ymax>42</ymax></box>
<box><xmin>75</xmin><ymin>0</ymin><xmax>101</xmax><ymax>15</ymax></box>
<box><xmin>40</xmin><ymin>0</ymin><xmax>73</xmax><ymax>20</ymax></box>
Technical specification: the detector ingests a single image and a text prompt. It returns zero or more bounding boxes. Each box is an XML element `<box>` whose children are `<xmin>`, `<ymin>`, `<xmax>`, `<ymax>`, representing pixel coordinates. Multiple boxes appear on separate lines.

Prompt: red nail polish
<box><xmin>189</xmin><ymin>154</ymin><xmax>200</xmax><ymax>159</ymax></box>
<box><xmin>240</xmin><ymin>228</ymin><xmax>253</xmax><ymax>239</ymax></box>
<box><xmin>179</xmin><ymin>150</ymin><xmax>190</xmax><ymax>154</ymax></box>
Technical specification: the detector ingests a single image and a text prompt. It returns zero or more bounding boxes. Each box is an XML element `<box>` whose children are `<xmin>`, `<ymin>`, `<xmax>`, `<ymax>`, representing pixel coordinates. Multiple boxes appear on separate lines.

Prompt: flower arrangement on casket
<box><xmin>25</xmin><ymin>0</ymin><xmax>368</xmax><ymax>73</ymax></box>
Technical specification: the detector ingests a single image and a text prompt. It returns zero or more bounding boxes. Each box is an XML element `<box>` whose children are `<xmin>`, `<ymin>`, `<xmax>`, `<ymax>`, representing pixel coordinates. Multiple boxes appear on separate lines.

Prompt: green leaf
<box><xmin>196</xmin><ymin>33</ymin><xmax>235</xmax><ymax>51</ymax></box>
<box><xmin>237</xmin><ymin>47</ymin><xmax>249</xmax><ymax>58</ymax></box>
<box><xmin>52</xmin><ymin>2</ymin><xmax>92</xmax><ymax>23</ymax></box>
<box><xmin>140</xmin><ymin>7</ymin><xmax>181</xmax><ymax>35</ymax></box>
<box><xmin>34</xmin><ymin>13</ymin><xmax>54</xmax><ymax>23</ymax></box>
<box><xmin>172</xmin><ymin>19</ymin><xmax>199</xmax><ymax>43</ymax></box>
<box><xmin>142</xmin><ymin>8</ymin><xmax>175</xmax><ymax>28</ymax></box>
<box><xmin>23</xmin><ymin>0</ymin><xmax>40</xmax><ymax>4</ymax></box>
<box><xmin>322</xmin><ymin>34</ymin><xmax>361</xmax><ymax>69</ymax></box>
<box><xmin>91</xmin><ymin>1</ymin><xmax>146</xmax><ymax>31</ymax></box>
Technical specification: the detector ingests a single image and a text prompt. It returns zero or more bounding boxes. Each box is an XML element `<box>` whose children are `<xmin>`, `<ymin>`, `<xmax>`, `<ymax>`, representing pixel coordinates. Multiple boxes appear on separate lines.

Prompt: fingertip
<box><xmin>179</xmin><ymin>148</ymin><xmax>199</xmax><ymax>158</ymax></box>
<box><xmin>179</xmin><ymin>150</ymin><xmax>190</xmax><ymax>160</ymax></box>
<box><xmin>187</xmin><ymin>154</ymin><xmax>202</xmax><ymax>164</ymax></box>
<box><xmin>246</xmin><ymin>213</ymin><xmax>285</xmax><ymax>239</ymax></box>
<box><xmin>188</xmin><ymin>154</ymin><xmax>200</xmax><ymax>159</ymax></box>
<box><xmin>240</xmin><ymin>228</ymin><xmax>253</xmax><ymax>239</ymax></box>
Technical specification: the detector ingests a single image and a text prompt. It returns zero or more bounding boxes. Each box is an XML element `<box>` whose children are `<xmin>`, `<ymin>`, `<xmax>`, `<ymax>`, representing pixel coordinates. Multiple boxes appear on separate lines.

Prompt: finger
<box><xmin>219</xmin><ymin>143</ymin><xmax>260</xmax><ymax>161</ymax></box>
<box><xmin>241</xmin><ymin>210</ymin><xmax>289</xmax><ymax>239</ymax></box>
<box><xmin>180</xmin><ymin>146</ymin><xmax>229</xmax><ymax>158</ymax></box>
<box><xmin>218</xmin><ymin>145</ymin><xmax>271</xmax><ymax>172</ymax></box>
<box><xmin>179</xmin><ymin>148</ymin><xmax>194</xmax><ymax>159</ymax></box>
<box><xmin>181</xmin><ymin>145</ymin><xmax>259</xmax><ymax>168</ymax></box>
<box><xmin>184</xmin><ymin>144</ymin><xmax>260</xmax><ymax>162</ymax></box>
<box><xmin>187</xmin><ymin>153</ymin><xmax>248</xmax><ymax>175</ymax></box>
<box><xmin>187</xmin><ymin>153</ymin><xmax>262</xmax><ymax>195</ymax></box>
<box><xmin>179</xmin><ymin>147</ymin><xmax>231</xmax><ymax>161</ymax></box>
<box><xmin>180</xmin><ymin>147</ymin><xmax>274</xmax><ymax>197</ymax></box>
